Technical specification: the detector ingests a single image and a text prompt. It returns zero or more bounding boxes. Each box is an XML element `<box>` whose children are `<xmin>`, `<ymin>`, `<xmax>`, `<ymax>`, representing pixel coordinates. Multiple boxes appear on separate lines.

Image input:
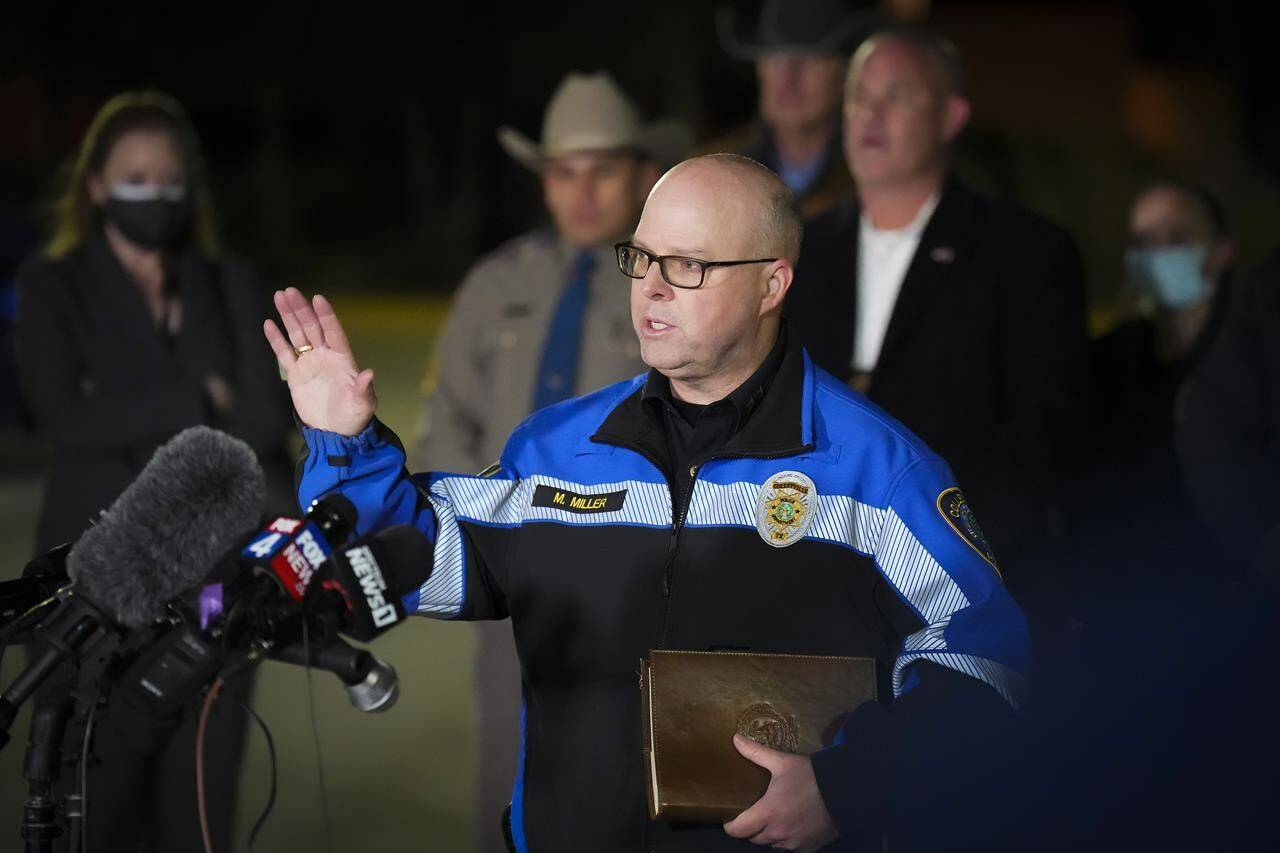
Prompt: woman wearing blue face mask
<box><xmin>13</xmin><ymin>91</ymin><xmax>292</xmax><ymax>852</ymax></box>
<box><xmin>1055</xmin><ymin>181</ymin><xmax>1239</xmax><ymax>617</ymax></box>
<box><xmin>1091</xmin><ymin>180</ymin><xmax>1237</xmax><ymax>450</ymax></box>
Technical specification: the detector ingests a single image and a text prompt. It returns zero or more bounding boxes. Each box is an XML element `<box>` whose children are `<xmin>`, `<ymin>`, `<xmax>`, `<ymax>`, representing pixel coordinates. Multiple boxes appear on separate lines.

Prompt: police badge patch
<box><xmin>936</xmin><ymin>487</ymin><xmax>1000</xmax><ymax>573</ymax></box>
<box><xmin>755</xmin><ymin>471</ymin><xmax>817</xmax><ymax>548</ymax></box>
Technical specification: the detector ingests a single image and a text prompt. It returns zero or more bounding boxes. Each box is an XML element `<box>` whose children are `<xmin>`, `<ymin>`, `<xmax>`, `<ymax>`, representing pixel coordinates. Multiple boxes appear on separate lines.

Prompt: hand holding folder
<box><xmin>639</xmin><ymin>649</ymin><xmax>877</xmax><ymax>823</ymax></box>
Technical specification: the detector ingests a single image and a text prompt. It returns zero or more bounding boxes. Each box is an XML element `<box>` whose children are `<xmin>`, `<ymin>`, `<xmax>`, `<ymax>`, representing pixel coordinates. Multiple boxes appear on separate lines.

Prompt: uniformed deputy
<box><xmin>412</xmin><ymin>71</ymin><xmax>689</xmax><ymax>849</ymax></box>
<box><xmin>413</xmin><ymin>71</ymin><xmax>689</xmax><ymax>474</ymax></box>
<box><xmin>265</xmin><ymin>154</ymin><xmax>1029</xmax><ymax>853</ymax></box>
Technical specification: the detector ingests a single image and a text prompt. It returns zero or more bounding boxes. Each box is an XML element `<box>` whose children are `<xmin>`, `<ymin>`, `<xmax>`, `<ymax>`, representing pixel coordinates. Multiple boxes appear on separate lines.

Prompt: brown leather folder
<box><xmin>640</xmin><ymin>649</ymin><xmax>877</xmax><ymax>822</ymax></box>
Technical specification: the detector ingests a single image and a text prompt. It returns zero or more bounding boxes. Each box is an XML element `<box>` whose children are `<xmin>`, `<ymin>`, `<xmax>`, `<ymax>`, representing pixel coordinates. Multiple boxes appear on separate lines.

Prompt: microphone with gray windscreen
<box><xmin>2</xmin><ymin>427</ymin><xmax>265</xmax><ymax>747</ymax></box>
<box><xmin>67</xmin><ymin>425</ymin><xmax>266</xmax><ymax>627</ymax></box>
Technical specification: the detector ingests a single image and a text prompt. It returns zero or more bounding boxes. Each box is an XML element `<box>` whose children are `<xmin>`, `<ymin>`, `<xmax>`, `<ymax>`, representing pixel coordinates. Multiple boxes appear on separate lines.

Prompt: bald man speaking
<box><xmin>265</xmin><ymin>154</ymin><xmax>1028</xmax><ymax>853</ymax></box>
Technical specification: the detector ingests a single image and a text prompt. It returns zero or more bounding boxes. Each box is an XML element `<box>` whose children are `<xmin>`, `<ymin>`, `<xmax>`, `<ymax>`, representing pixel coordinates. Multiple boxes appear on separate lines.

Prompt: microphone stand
<box><xmin>20</xmin><ymin>692</ymin><xmax>74</xmax><ymax>853</ymax></box>
<box><xmin>4</xmin><ymin>594</ymin><xmax>127</xmax><ymax>853</ymax></box>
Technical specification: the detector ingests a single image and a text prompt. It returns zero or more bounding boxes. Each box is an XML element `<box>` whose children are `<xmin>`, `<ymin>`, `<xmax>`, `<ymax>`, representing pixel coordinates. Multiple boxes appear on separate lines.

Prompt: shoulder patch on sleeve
<box><xmin>936</xmin><ymin>487</ymin><xmax>1000</xmax><ymax>574</ymax></box>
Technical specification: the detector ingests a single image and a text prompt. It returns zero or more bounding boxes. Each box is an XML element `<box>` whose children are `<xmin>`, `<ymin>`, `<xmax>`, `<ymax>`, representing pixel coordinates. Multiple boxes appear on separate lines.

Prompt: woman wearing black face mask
<box><xmin>16</xmin><ymin>90</ymin><xmax>295</xmax><ymax>550</ymax></box>
<box><xmin>14</xmin><ymin>91</ymin><xmax>292</xmax><ymax>852</ymax></box>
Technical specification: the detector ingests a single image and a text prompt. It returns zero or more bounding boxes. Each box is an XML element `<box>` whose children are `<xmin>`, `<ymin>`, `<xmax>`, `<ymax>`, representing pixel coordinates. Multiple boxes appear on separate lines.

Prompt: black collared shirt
<box><xmin>641</xmin><ymin>326</ymin><xmax>788</xmax><ymax>513</ymax></box>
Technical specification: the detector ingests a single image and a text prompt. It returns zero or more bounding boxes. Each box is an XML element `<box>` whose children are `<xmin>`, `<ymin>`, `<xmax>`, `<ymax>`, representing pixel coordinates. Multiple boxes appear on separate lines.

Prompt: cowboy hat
<box><xmin>717</xmin><ymin>0</ymin><xmax>886</xmax><ymax>60</ymax></box>
<box><xmin>497</xmin><ymin>71</ymin><xmax>691</xmax><ymax>172</ymax></box>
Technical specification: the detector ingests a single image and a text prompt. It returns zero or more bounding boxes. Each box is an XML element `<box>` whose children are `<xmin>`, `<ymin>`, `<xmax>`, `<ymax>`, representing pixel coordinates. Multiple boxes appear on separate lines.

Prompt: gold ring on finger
<box><xmin>294</xmin><ymin>344</ymin><xmax>315</xmax><ymax>356</ymax></box>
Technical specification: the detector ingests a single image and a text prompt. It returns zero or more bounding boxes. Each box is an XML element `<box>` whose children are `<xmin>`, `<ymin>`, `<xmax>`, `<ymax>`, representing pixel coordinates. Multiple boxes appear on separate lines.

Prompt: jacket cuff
<box><xmin>297</xmin><ymin>419</ymin><xmax>408</xmax><ymax>517</ymax></box>
<box><xmin>300</xmin><ymin>420</ymin><xmax>382</xmax><ymax>460</ymax></box>
<box><xmin>810</xmin><ymin>699</ymin><xmax>899</xmax><ymax>844</ymax></box>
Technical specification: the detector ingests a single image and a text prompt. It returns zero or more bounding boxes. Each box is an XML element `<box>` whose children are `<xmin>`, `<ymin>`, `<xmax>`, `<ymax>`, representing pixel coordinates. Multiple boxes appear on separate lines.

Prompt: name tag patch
<box><xmin>532</xmin><ymin>484</ymin><xmax>627</xmax><ymax>514</ymax></box>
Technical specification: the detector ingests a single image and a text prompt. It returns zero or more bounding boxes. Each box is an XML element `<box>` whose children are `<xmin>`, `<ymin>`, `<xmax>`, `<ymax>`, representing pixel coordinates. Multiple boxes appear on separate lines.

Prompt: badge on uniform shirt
<box><xmin>936</xmin><ymin>487</ymin><xmax>1000</xmax><ymax>573</ymax></box>
<box><xmin>755</xmin><ymin>471</ymin><xmax>817</xmax><ymax>548</ymax></box>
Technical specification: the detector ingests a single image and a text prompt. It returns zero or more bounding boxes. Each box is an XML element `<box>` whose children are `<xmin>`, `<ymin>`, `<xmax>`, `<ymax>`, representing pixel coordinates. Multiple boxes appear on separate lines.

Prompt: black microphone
<box><xmin>268</xmin><ymin>637</ymin><xmax>400</xmax><ymax>713</ymax></box>
<box><xmin>220</xmin><ymin>494</ymin><xmax>358</xmax><ymax>607</ymax></box>
<box><xmin>0</xmin><ymin>545</ymin><xmax>71</xmax><ymax>645</ymax></box>
<box><xmin>110</xmin><ymin>518</ymin><xmax>425</xmax><ymax>731</ymax></box>
<box><xmin>0</xmin><ymin>427</ymin><xmax>265</xmax><ymax>747</ymax></box>
<box><xmin>196</xmin><ymin>494</ymin><xmax>360</xmax><ymax>662</ymax></box>
<box><xmin>304</xmin><ymin>524</ymin><xmax>433</xmax><ymax>643</ymax></box>
<box><xmin>272</xmin><ymin>525</ymin><xmax>432</xmax><ymax>713</ymax></box>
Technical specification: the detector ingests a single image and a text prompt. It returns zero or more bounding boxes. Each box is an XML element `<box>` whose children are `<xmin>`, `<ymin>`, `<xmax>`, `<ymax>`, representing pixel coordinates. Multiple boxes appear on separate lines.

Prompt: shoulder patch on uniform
<box><xmin>755</xmin><ymin>471</ymin><xmax>817</xmax><ymax>548</ymax></box>
<box><xmin>936</xmin><ymin>487</ymin><xmax>1000</xmax><ymax>573</ymax></box>
<box><xmin>531</xmin><ymin>484</ymin><xmax>627</xmax><ymax>514</ymax></box>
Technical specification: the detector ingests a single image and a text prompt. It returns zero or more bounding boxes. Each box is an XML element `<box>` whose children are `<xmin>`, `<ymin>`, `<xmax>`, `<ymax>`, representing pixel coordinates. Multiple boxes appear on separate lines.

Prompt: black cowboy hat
<box><xmin>717</xmin><ymin>0</ymin><xmax>887</xmax><ymax>60</ymax></box>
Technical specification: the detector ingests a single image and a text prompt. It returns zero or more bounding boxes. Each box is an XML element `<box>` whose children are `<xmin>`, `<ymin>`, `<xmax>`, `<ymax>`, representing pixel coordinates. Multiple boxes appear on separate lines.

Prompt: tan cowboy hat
<box><xmin>497</xmin><ymin>71</ymin><xmax>692</xmax><ymax>172</ymax></box>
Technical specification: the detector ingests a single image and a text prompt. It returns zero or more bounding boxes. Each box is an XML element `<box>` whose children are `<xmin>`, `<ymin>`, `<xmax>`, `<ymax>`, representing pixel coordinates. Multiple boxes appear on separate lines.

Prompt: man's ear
<box><xmin>760</xmin><ymin>260</ymin><xmax>794</xmax><ymax>316</ymax></box>
<box><xmin>942</xmin><ymin>95</ymin><xmax>971</xmax><ymax>144</ymax></box>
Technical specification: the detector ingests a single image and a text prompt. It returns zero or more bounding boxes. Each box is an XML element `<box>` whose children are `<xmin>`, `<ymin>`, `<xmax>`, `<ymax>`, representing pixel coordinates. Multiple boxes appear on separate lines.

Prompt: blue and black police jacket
<box><xmin>299</xmin><ymin>337</ymin><xmax>1030</xmax><ymax>852</ymax></box>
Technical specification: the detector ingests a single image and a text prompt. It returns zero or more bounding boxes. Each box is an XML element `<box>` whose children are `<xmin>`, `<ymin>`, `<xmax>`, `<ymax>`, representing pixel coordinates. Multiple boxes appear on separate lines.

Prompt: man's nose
<box><xmin>640</xmin><ymin>263</ymin><xmax>672</xmax><ymax>300</ymax></box>
<box><xmin>779</xmin><ymin>56</ymin><xmax>806</xmax><ymax>82</ymax></box>
<box><xmin>572</xmin><ymin>174</ymin><xmax>599</xmax><ymax>206</ymax></box>
<box><xmin>850</xmin><ymin>99</ymin><xmax>888</xmax><ymax>127</ymax></box>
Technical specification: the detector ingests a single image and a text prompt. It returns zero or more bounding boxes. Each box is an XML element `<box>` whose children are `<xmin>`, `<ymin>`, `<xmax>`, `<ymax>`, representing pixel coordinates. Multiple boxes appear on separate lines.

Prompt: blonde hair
<box><xmin>45</xmin><ymin>90</ymin><xmax>220</xmax><ymax>259</ymax></box>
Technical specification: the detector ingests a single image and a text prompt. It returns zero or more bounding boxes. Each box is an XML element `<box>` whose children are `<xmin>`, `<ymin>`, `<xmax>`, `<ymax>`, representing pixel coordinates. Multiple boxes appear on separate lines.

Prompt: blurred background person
<box><xmin>410</xmin><ymin>70</ymin><xmax>688</xmax><ymax>853</ymax></box>
<box><xmin>787</xmin><ymin>25</ymin><xmax>1088</xmax><ymax>575</ymax></box>
<box><xmin>1091</xmin><ymin>180</ymin><xmax>1236</xmax><ymax>454</ymax></box>
<box><xmin>16</xmin><ymin>91</ymin><xmax>295</xmax><ymax>553</ymax></box>
<box><xmin>1176</xmin><ymin>244</ymin><xmax>1280</xmax><ymax>586</ymax></box>
<box><xmin>713</xmin><ymin>0</ymin><xmax>883</xmax><ymax>217</ymax></box>
<box><xmin>13</xmin><ymin>90</ymin><xmax>292</xmax><ymax>852</ymax></box>
<box><xmin>1044</xmin><ymin>181</ymin><xmax>1236</xmax><ymax>652</ymax></box>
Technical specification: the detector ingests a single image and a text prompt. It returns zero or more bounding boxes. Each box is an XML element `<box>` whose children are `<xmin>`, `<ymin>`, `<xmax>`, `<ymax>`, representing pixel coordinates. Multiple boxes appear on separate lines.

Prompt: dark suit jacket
<box><xmin>16</xmin><ymin>232</ymin><xmax>294</xmax><ymax>552</ymax></box>
<box><xmin>1176</xmin><ymin>247</ymin><xmax>1280</xmax><ymax>580</ymax></box>
<box><xmin>787</xmin><ymin>177</ymin><xmax>1088</xmax><ymax>561</ymax></box>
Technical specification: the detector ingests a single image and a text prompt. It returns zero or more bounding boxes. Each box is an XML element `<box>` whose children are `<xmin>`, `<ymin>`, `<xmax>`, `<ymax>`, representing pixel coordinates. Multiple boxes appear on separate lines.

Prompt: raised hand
<box><xmin>263</xmin><ymin>287</ymin><xmax>376</xmax><ymax>436</ymax></box>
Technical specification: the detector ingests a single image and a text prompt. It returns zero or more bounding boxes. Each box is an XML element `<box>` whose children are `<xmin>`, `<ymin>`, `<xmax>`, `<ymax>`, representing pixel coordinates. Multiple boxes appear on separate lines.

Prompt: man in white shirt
<box><xmin>853</xmin><ymin>191</ymin><xmax>939</xmax><ymax>378</ymax></box>
<box><xmin>788</xmin><ymin>24</ymin><xmax>1088</xmax><ymax>565</ymax></box>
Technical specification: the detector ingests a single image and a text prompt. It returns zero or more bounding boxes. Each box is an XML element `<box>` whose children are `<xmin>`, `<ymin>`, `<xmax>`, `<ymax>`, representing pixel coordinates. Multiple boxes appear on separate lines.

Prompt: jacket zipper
<box><xmin>655</xmin><ymin>445</ymin><xmax>811</xmax><ymax>853</ymax></box>
<box><xmin>654</xmin><ymin>446</ymin><xmax>811</xmax><ymax>649</ymax></box>
<box><xmin>598</xmin><ymin>441</ymin><xmax>815</xmax><ymax>632</ymax></box>
<box><xmin>656</xmin><ymin>469</ymin><xmax>692</xmax><ymax>646</ymax></box>
<box><xmin>638</xmin><ymin>442</ymin><xmax>810</xmax><ymax>853</ymax></box>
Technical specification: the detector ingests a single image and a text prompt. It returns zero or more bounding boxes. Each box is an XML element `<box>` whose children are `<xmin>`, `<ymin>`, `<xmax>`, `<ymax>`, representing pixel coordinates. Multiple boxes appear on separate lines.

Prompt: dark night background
<box><xmin>2</xmin><ymin>1</ymin><xmax>1278</xmax><ymax>298</ymax></box>
<box><xmin>1</xmin><ymin>4</ymin><xmax>1278</xmax><ymax>849</ymax></box>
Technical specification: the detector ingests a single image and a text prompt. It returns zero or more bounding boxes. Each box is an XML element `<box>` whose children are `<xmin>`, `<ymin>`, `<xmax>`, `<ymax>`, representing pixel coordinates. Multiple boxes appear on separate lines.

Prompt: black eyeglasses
<box><xmin>614</xmin><ymin>243</ymin><xmax>778</xmax><ymax>289</ymax></box>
